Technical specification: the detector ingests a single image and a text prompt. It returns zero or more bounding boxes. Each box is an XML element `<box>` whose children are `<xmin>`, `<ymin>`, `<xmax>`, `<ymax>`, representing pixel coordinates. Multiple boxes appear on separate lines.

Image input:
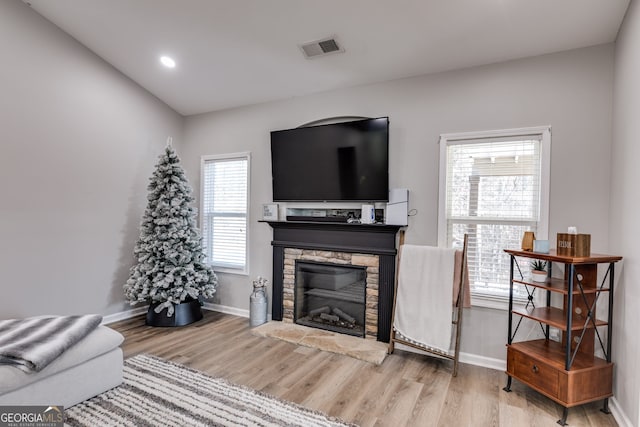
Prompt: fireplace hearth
<box><xmin>295</xmin><ymin>261</ymin><xmax>366</xmax><ymax>337</ymax></box>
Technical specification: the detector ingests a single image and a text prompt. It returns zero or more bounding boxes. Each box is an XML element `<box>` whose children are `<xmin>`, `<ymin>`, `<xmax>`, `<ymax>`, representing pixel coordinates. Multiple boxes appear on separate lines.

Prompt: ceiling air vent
<box><xmin>300</xmin><ymin>36</ymin><xmax>344</xmax><ymax>59</ymax></box>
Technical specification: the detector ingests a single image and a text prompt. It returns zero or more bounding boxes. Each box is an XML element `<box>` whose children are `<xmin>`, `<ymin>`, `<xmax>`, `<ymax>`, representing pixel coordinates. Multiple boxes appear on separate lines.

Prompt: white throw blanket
<box><xmin>394</xmin><ymin>245</ymin><xmax>456</xmax><ymax>354</ymax></box>
<box><xmin>0</xmin><ymin>314</ymin><xmax>102</xmax><ymax>372</ymax></box>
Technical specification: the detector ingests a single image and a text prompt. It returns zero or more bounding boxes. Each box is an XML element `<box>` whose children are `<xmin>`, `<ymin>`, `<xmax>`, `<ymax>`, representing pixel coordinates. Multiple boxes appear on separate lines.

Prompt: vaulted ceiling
<box><xmin>26</xmin><ymin>0</ymin><xmax>630</xmax><ymax>116</ymax></box>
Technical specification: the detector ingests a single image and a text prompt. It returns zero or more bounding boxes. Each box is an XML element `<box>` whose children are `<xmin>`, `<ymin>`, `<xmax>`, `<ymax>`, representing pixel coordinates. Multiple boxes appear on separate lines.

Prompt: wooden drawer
<box><xmin>507</xmin><ymin>347</ymin><xmax>559</xmax><ymax>398</ymax></box>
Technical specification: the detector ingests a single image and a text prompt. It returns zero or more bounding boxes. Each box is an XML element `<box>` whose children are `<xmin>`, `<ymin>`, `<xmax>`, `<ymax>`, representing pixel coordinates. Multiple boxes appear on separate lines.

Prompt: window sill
<box><xmin>213</xmin><ymin>266</ymin><xmax>249</xmax><ymax>276</ymax></box>
<box><xmin>471</xmin><ymin>293</ymin><xmax>533</xmax><ymax>311</ymax></box>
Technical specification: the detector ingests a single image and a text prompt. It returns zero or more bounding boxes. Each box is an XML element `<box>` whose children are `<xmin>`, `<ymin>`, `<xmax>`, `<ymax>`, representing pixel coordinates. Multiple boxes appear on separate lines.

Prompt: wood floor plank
<box><xmin>375</xmin><ymin>379</ymin><xmax>424</xmax><ymax>427</ymax></box>
<box><xmin>405</xmin><ymin>358</ymin><xmax>452</xmax><ymax>426</ymax></box>
<box><xmin>272</xmin><ymin>347</ymin><xmax>328</xmax><ymax>389</ymax></box>
<box><xmin>298</xmin><ymin>356</ymin><xmax>362</xmax><ymax>411</ymax></box>
<box><xmin>336</xmin><ymin>370</ymin><xmax>389</xmax><ymax>424</ymax></box>
<box><xmin>279</xmin><ymin>353</ymin><xmax>341</xmax><ymax>404</ymax></box>
<box><xmin>109</xmin><ymin>311</ymin><xmax>619</xmax><ymax>427</ymax></box>
<box><xmin>324</xmin><ymin>368</ymin><xmax>384</xmax><ymax>420</ymax></box>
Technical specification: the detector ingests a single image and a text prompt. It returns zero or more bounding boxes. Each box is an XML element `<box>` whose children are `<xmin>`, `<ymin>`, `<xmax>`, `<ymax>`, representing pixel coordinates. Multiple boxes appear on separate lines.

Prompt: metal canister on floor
<box><xmin>250</xmin><ymin>276</ymin><xmax>268</xmax><ymax>327</ymax></box>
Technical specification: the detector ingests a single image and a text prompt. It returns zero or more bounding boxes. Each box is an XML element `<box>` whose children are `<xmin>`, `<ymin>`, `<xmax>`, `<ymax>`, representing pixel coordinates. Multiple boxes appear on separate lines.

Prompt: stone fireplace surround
<box><xmin>284</xmin><ymin>249</ymin><xmax>379</xmax><ymax>339</ymax></box>
<box><xmin>265</xmin><ymin>221</ymin><xmax>402</xmax><ymax>342</ymax></box>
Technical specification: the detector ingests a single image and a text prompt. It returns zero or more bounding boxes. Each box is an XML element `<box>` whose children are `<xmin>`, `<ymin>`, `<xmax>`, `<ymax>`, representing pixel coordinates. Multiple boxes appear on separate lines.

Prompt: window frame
<box><xmin>200</xmin><ymin>152</ymin><xmax>251</xmax><ymax>276</ymax></box>
<box><xmin>438</xmin><ymin>126</ymin><xmax>551</xmax><ymax>310</ymax></box>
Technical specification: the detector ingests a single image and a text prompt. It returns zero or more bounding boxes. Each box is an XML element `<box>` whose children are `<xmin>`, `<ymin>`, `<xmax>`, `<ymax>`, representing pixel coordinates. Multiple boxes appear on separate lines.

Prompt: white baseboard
<box><xmin>101</xmin><ymin>303</ymin><xmax>266</xmax><ymax>325</ymax></box>
<box><xmin>101</xmin><ymin>306</ymin><xmax>147</xmax><ymax>325</ymax></box>
<box><xmin>202</xmin><ymin>302</ymin><xmax>251</xmax><ymax>319</ymax></box>
<box><xmin>201</xmin><ymin>303</ymin><xmax>274</xmax><ymax>322</ymax></box>
<box><xmin>386</xmin><ymin>343</ymin><xmax>506</xmax><ymax>371</ymax></box>
<box><xmin>609</xmin><ymin>397</ymin><xmax>633</xmax><ymax>427</ymax></box>
<box><xmin>459</xmin><ymin>351</ymin><xmax>506</xmax><ymax>371</ymax></box>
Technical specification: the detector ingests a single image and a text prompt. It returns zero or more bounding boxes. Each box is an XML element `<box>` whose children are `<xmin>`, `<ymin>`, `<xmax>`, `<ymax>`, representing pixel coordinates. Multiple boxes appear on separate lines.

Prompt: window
<box><xmin>438</xmin><ymin>127</ymin><xmax>550</xmax><ymax>309</ymax></box>
<box><xmin>201</xmin><ymin>153</ymin><xmax>250</xmax><ymax>274</ymax></box>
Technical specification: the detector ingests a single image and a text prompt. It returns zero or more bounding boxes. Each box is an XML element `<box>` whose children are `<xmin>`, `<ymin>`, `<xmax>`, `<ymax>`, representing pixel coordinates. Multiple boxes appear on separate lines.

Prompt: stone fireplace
<box><xmin>284</xmin><ymin>250</ymin><xmax>379</xmax><ymax>338</ymax></box>
<box><xmin>265</xmin><ymin>220</ymin><xmax>401</xmax><ymax>342</ymax></box>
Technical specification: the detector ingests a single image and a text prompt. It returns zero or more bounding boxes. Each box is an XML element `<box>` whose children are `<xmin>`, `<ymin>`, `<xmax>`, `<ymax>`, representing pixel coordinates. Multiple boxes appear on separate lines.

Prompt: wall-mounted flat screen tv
<box><xmin>270</xmin><ymin>117</ymin><xmax>389</xmax><ymax>202</ymax></box>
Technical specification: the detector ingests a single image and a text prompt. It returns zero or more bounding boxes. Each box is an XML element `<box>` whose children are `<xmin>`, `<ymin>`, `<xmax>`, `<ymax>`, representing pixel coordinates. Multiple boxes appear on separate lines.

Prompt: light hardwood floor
<box><xmin>110</xmin><ymin>311</ymin><xmax>617</xmax><ymax>427</ymax></box>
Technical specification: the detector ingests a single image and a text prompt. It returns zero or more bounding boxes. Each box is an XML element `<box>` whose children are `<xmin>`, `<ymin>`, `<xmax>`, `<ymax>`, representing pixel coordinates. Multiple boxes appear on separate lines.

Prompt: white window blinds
<box><xmin>201</xmin><ymin>153</ymin><xmax>249</xmax><ymax>273</ymax></box>
<box><xmin>439</xmin><ymin>128</ymin><xmax>550</xmax><ymax>307</ymax></box>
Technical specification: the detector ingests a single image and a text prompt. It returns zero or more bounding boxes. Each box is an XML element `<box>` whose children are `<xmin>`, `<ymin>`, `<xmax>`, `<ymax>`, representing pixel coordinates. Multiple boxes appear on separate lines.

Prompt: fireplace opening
<box><xmin>294</xmin><ymin>261</ymin><xmax>366</xmax><ymax>338</ymax></box>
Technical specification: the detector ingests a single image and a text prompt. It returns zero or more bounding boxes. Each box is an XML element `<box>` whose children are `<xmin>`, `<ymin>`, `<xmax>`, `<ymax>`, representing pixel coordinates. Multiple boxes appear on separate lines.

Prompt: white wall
<box><xmin>182</xmin><ymin>44</ymin><xmax>615</xmax><ymax>361</ymax></box>
<box><xmin>0</xmin><ymin>1</ymin><xmax>184</xmax><ymax>318</ymax></box>
<box><xmin>611</xmin><ymin>0</ymin><xmax>640</xmax><ymax>425</ymax></box>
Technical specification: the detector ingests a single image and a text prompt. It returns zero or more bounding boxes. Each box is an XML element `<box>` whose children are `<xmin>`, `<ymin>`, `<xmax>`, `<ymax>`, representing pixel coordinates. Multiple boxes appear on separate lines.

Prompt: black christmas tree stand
<box><xmin>146</xmin><ymin>298</ymin><xmax>203</xmax><ymax>327</ymax></box>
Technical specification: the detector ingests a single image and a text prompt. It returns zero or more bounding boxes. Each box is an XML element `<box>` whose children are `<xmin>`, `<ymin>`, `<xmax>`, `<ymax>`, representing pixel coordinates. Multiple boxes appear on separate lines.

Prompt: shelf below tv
<box><xmin>286</xmin><ymin>215</ymin><xmax>349</xmax><ymax>223</ymax></box>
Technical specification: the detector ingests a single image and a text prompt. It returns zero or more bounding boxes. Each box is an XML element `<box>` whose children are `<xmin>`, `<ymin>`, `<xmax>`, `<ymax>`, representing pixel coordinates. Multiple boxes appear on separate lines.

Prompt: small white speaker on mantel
<box><xmin>385</xmin><ymin>188</ymin><xmax>409</xmax><ymax>226</ymax></box>
<box><xmin>361</xmin><ymin>204</ymin><xmax>375</xmax><ymax>224</ymax></box>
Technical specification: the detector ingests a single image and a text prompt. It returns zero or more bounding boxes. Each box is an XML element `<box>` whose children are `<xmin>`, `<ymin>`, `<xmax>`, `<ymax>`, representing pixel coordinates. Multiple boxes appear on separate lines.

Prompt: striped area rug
<box><xmin>65</xmin><ymin>354</ymin><xmax>355</xmax><ymax>427</ymax></box>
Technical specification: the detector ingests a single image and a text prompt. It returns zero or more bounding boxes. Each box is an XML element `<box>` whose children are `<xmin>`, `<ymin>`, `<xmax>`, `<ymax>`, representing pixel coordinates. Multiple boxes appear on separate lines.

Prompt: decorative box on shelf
<box><xmin>556</xmin><ymin>233</ymin><xmax>591</xmax><ymax>257</ymax></box>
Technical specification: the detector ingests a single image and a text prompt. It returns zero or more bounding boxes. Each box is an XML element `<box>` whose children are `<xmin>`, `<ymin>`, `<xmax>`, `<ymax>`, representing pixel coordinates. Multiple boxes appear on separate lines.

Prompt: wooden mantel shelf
<box><xmin>261</xmin><ymin>220</ymin><xmax>403</xmax><ymax>257</ymax></box>
<box><xmin>260</xmin><ymin>220</ymin><xmax>403</xmax><ymax>232</ymax></box>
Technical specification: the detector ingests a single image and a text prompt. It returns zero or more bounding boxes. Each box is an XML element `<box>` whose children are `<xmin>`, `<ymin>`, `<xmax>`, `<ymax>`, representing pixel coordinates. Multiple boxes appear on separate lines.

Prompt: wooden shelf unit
<box><xmin>503</xmin><ymin>249</ymin><xmax>622</xmax><ymax>425</ymax></box>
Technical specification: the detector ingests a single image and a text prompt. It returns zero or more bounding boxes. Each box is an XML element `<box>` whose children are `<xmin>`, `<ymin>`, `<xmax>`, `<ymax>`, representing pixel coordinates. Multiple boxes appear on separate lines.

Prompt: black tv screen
<box><xmin>270</xmin><ymin>117</ymin><xmax>389</xmax><ymax>202</ymax></box>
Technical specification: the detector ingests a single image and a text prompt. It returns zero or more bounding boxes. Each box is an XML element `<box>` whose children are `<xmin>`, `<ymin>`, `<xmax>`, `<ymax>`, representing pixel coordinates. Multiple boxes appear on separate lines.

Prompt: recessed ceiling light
<box><xmin>160</xmin><ymin>56</ymin><xmax>176</xmax><ymax>68</ymax></box>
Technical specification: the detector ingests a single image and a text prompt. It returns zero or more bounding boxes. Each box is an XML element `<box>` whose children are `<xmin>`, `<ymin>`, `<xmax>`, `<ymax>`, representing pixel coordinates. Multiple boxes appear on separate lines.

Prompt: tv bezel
<box><xmin>270</xmin><ymin>117</ymin><xmax>389</xmax><ymax>202</ymax></box>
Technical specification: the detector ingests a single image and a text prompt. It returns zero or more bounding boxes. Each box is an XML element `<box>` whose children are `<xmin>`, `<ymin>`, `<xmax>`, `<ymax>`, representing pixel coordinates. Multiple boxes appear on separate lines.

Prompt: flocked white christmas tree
<box><xmin>124</xmin><ymin>143</ymin><xmax>217</xmax><ymax>316</ymax></box>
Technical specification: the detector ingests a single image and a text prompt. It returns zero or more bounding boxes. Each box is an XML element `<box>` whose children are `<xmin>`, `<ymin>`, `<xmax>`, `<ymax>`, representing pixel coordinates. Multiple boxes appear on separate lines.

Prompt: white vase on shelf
<box><xmin>531</xmin><ymin>270</ymin><xmax>547</xmax><ymax>282</ymax></box>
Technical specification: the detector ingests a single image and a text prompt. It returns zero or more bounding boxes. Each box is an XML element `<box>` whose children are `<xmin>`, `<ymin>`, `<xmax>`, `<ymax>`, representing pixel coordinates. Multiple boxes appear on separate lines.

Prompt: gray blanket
<box><xmin>0</xmin><ymin>315</ymin><xmax>102</xmax><ymax>372</ymax></box>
